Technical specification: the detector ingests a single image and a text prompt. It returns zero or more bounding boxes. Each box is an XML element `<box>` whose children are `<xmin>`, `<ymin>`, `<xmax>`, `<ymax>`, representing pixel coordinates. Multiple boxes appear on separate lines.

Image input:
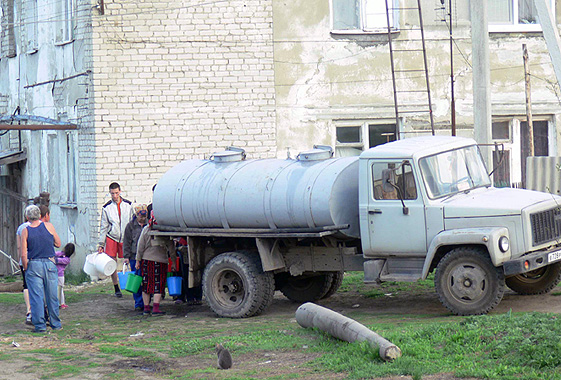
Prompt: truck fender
<box><xmin>421</xmin><ymin>227</ymin><xmax>511</xmax><ymax>278</ymax></box>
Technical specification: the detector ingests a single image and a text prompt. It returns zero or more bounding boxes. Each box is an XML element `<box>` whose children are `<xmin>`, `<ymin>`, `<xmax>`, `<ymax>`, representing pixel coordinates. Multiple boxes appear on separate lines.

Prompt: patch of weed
<box><xmin>98</xmin><ymin>344</ymin><xmax>157</xmax><ymax>358</ymax></box>
<box><xmin>65</xmin><ymin>271</ymin><xmax>91</xmax><ymax>286</ymax></box>
<box><xmin>339</xmin><ymin>272</ymin><xmax>434</xmax><ymax>298</ymax></box>
<box><xmin>0</xmin><ymin>275</ymin><xmax>19</xmax><ymax>283</ymax></box>
<box><xmin>0</xmin><ymin>293</ymin><xmax>24</xmax><ymax>304</ymax></box>
<box><xmin>40</xmin><ymin>363</ymin><xmax>83</xmax><ymax>379</ymax></box>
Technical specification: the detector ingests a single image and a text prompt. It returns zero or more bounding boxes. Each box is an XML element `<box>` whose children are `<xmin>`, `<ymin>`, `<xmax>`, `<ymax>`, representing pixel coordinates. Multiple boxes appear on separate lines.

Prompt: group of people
<box><xmin>98</xmin><ymin>182</ymin><xmax>199</xmax><ymax>316</ymax></box>
<box><xmin>17</xmin><ymin>182</ymin><xmax>199</xmax><ymax>332</ymax></box>
<box><xmin>17</xmin><ymin>204</ymin><xmax>74</xmax><ymax>333</ymax></box>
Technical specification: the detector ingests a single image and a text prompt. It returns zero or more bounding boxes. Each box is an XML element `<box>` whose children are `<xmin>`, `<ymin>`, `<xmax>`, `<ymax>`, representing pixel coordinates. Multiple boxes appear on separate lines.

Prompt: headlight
<box><xmin>499</xmin><ymin>236</ymin><xmax>509</xmax><ymax>252</ymax></box>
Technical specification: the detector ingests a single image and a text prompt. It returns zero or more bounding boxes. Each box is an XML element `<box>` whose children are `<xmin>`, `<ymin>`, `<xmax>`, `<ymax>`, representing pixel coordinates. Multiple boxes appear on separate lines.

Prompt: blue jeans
<box><xmin>26</xmin><ymin>259</ymin><xmax>61</xmax><ymax>331</ymax></box>
<box><xmin>130</xmin><ymin>259</ymin><xmax>144</xmax><ymax>309</ymax></box>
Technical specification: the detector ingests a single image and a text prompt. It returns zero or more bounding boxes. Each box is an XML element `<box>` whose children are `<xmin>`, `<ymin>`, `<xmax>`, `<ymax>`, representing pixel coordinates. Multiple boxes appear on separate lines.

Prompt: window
<box><xmin>331</xmin><ymin>0</ymin><xmax>399</xmax><ymax>33</ymax></box>
<box><xmin>66</xmin><ymin>131</ymin><xmax>77</xmax><ymax>204</ymax></box>
<box><xmin>45</xmin><ymin>131</ymin><xmax>77</xmax><ymax>205</ymax></box>
<box><xmin>492</xmin><ymin>121</ymin><xmax>509</xmax><ymax>140</ymax></box>
<box><xmin>419</xmin><ymin>146</ymin><xmax>491</xmax><ymax>199</ymax></box>
<box><xmin>26</xmin><ymin>0</ymin><xmax>38</xmax><ymax>53</ymax></box>
<box><xmin>372</xmin><ymin>161</ymin><xmax>417</xmax><ymax>200</ymax></box>
<box><xmin>335</xmin><ymin>121</ymin><xmax>396</xmax><ymax>157</ymax></box>
<box><xmin>56</xmin><ymin>0</ymin><xmax>75</xmax><ymax>43</ymax></box>
<box><xmin>489</xmin><ymin>0</ymin><xmax>555</xmax><ymax>32</ymax></box>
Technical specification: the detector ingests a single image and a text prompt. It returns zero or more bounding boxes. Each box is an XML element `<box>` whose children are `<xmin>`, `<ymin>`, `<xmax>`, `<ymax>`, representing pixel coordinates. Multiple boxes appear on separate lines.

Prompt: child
<box><xmin>55</xmin><ymin>243</ymin><xmax>75</xmax><ymax>309</ymax></box>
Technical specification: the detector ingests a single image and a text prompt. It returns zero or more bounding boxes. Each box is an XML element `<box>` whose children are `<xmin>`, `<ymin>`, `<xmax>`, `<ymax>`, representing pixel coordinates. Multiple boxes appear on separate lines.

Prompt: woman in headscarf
<box><xmin>135</xmin><ymin>212</ymin><xmax>176</xmax><ymax>315</ymax></box>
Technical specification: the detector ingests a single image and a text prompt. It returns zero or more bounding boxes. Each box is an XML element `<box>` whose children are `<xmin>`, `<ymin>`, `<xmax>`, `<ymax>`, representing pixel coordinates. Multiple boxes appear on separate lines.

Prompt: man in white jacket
<box><xmin>98</xmin><ymin>182</ymin><xmax>134</xmax><ymax>297</ymax></box>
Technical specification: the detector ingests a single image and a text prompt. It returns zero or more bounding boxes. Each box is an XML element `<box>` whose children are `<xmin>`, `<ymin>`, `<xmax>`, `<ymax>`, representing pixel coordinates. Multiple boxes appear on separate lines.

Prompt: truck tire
<box><xmin>505</xmin><ymin>262</ymin><xmax>561</xmax><ymax>295</ymax></box>
<box><xmin>321</xmin><ymin>271</ymin><xmax>344</xmax><ymax>299</ymax></box>
<box><xmin>203</xmin><ymin>251</ymin><xmax>274</xmax><ymax>318</ymax></box>
<box><xmin>435</xmin><ymin>247</ymin><xmax>505</xmax><ymax>316</ymax></box>
<box><xmin>280</xmin><ymin>273</ymin><xmax>333</xmax><ymax>303</ymax></box>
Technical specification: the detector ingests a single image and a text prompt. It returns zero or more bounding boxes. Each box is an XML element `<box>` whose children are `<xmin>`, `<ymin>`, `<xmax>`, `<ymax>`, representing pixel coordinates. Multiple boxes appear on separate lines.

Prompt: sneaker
<box><xmin>25</xmin><ymin>313</ymin><xmax>32</xmax><ymax>326</ymax></box>
<box><xmin>135</xmin><ymin>306</ymin><xmax>143</xmax><ymax>312</ymax></box>
<box><xmin>60</xmin><ymin>304</ymin><xmax>68</xmax><ymax>309</ymax></box>
<box><xmin>32</xmin><ymin>329</ymin><xmax>46</xmax><ymax>334</ymax></box>
<box><xmin>151</xmin><ymin>310</ymin><xmax>166</xmax><ymax>316</ymax></box>
<box><xmin>114</xmin><ymin>291</ymin><xmax>123</xmax><ymax>298</ymax></box>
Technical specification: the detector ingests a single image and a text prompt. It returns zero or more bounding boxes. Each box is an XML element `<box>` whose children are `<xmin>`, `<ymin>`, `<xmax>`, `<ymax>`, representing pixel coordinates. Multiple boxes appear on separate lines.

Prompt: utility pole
<box><xmin>523</xmin><ymin>44</ymin><xmax>535</xmax><ymax>157</ymax></box>
<box><xmin>470</xmin><ymin>0</ymin><xmax>493</xmax><ymax>169</ymax></box>
<box><xmin>443</xmin><ymin>0</ymin><xmax>456</xmax><ymax>136</ymax></box>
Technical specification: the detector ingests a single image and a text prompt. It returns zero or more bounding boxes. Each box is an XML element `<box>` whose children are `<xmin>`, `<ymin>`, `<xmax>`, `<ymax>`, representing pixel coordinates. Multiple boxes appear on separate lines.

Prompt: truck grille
<box><xmin>531</xmin><ymin>207</ymin><xmax>561</xmax><ymax>246</ymax></box>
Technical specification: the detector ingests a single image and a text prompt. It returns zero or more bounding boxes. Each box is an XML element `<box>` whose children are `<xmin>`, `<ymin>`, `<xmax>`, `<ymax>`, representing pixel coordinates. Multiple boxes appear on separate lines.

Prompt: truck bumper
<box><xmin>503</xmin><ymin>245</ymin><xmax>561</xmax><ymax>276</ymax></box>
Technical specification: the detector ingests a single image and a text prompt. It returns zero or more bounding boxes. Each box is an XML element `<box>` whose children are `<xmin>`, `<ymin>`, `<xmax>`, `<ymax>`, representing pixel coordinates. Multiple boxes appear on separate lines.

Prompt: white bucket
<box><xmin>83</xmin><ymin>253</ymin><xmax>97</xmax><ymax>276</ymax></box>
<box><xmin>94</xmin><ymin>252</ymin><xmax>117</xmax><ymax>276</ymax></box>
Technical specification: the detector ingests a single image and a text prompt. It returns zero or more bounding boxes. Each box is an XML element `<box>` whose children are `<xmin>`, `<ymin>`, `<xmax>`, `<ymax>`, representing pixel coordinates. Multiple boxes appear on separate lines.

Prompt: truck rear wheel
<box><xmin>321</xmin><ymin>271</ymin><xmax>344</xmax><ymax>299</ymax></box>
<box><xmin>280</xmin><ymin>273</ymin><xmax>333</xmax><ymax>303</ymax></box>
<box><xmin>435</xmin><ymin>247</ymin><xmax>505</xmax><ymax>316</ymax></box>
<box><xmin>203</xmin><ymin>251</ymin><xmax>274</xmax><ymax>318</ymax></box>
<box><xmin>505</xmin><ymin>262</ymin><xmax>561</xmax><ymax>295</ymax></box>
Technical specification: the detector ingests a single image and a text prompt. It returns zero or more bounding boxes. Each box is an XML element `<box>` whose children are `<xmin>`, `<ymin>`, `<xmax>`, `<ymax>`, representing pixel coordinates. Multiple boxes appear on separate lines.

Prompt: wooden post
<box><xmin>523</xmin><ymin>44</ymin><xmax>535</xmax><ymax>157</ymax></box>
<box><xmin>295</xmin><ymin>302</ymin><xmax>402</xmax><ymax>361</ymax></box>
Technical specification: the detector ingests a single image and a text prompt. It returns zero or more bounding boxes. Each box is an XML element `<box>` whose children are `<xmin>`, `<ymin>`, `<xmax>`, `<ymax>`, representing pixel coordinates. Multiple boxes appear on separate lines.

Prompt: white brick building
<box><xmin>0</xmin><ymin>0</ymin><xmax>276</xmax><ymax>273</ymax></box>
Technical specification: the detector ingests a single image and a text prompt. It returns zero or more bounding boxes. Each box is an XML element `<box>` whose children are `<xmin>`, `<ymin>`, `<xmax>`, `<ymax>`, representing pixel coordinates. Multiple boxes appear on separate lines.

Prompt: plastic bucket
<box><xmin>167</xmin><ymin>276</ymin><xmax>182</xmax><ymax>297</ymax></box>
<box><xmin>83</xmin><ymin>254</ymin><xmax>97</xmax><ymax>276</ymax></box>
<box><xmin>118</xmin><ymin>270</ymin><xmax>134</xmax><ymax>289</ymax></box>
<box><xmin>94</xmin><ymin>252</ymin><xmax>117</xmax><ymax>276</ymax></box>
<box><xmin>125</xmin><ymin>273</ymin><xmax>142</xmax><ymax>293</ymax></box>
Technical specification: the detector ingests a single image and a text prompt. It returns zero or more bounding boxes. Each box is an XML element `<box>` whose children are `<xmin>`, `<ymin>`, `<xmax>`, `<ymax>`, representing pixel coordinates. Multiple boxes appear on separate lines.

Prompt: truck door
<box><xmin>366</xmin><ymin>160</ymin><xmax>427</xmax><ymax>256</ymax></box>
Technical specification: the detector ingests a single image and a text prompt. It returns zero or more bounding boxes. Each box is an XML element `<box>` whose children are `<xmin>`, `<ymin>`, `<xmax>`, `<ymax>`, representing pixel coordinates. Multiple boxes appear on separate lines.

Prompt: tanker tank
<box><xmin>153</xmin><ymin>146</ymin><xmax>360</xmax><ymax>239</ymax></box>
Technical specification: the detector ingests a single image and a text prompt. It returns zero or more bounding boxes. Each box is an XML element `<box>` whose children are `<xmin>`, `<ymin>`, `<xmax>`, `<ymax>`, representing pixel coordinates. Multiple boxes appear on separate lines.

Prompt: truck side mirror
<box><xmin>382</xmin><ymin>169</ymin><xmax>395</xmax><ymax>193</ymax></box>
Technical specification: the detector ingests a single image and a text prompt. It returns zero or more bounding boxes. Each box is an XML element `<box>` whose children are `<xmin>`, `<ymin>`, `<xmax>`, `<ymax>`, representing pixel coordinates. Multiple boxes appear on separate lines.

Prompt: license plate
<box><xmin>548</xmin><ymin>250</ymin><xmax>561</xmax><ymax>263</ymax></box>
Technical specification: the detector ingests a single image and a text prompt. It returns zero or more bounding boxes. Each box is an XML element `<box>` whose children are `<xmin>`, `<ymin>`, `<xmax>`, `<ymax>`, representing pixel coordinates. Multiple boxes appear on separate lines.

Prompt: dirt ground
<box><xmin>0</xmin><ymin>281</ymin><xmax>560</xmax><ymax>380</ymax></box>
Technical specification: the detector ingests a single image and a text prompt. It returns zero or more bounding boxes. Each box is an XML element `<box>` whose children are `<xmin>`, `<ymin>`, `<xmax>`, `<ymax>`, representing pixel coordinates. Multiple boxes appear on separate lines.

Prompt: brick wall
<box><xmin>91</xmin><ymin>0</ymin><xmax>276</xmax><ymax>207</ymax></box>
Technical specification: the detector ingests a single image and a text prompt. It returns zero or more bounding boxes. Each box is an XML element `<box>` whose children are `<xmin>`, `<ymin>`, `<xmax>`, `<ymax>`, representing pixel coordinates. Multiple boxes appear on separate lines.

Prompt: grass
<box><xmin>339</xmin><ymin>271</ymin><xmax>435</xmax><ymax>298</ymax></box>
<box><xmin>64</xmin><ymin>271</ymin><xmax>91</xmax><ymax>286</ymax></box>
<box><xmin>2</xmin><ymin>274</ymin><xmax>561</xmax><ymax>379</ymax></box>
<box><xmin>309</xmin><ymin>311</ymin><xmax>561</xmax><ymax>379</ymax></box>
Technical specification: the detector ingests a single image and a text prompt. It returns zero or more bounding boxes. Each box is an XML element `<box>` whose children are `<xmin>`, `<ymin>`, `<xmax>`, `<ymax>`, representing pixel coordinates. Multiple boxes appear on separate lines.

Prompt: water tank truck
<box><xmin>151</xmin><ymin>136</ymin><xmax>561</xmax><ymax>318</ymax></box>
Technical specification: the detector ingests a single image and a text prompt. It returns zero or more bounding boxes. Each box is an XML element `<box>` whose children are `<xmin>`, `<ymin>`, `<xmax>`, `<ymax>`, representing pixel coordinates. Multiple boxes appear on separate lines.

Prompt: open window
<box><xmin>372</xmin><ymin>161</ymin><xmax>417</xmax><ymax>201</ymax></box>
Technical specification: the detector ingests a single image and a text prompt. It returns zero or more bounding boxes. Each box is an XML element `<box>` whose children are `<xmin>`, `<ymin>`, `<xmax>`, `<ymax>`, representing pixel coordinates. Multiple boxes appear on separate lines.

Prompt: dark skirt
<box><xmin>141</xmin><ymin>260</ymin><xmax>168</xmax><ymax>294</ymax></box>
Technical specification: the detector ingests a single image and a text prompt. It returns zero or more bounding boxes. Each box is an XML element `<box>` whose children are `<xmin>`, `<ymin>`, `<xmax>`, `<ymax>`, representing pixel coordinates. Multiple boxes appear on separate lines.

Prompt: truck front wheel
<box><xmin>203</xmin><ymin>251</ymin><xmax>274</xmax><ymax>318</ymax></box>
<box><xmin>505</xmin><ymin>262</ymin><xmax>561</xmax><ymax>295</ymax></box>
<box><xmin>435</xmin><ymin>247</ymin><xmax>505</xmax><ymax>316</ymax></box>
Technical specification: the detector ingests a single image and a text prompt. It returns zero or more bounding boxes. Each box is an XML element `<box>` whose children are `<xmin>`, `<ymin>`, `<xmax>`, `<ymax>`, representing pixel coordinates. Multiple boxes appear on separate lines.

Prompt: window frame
<box><xmin>330</xmin><ymin>0</ymin><xmax>400</xmax><ymax>35</ymax></box>
<box><xmin>55</xmin><ymin>0</ymin><xmax>76</xmax><ymax>45</ymax></box>
<box><xmin>25</xmin><ymin>0</ymin><xmax>38</xmax><ymax>54</ymax></box>
<box><xmin>334</xmin><ymin>119</ymin><xmax>397</xmax><ymax>157</ymax></box>
<box><xmin>488</xmin><ymin>0</ymin><xmax>556</xmax><ymax>33</ymax></box>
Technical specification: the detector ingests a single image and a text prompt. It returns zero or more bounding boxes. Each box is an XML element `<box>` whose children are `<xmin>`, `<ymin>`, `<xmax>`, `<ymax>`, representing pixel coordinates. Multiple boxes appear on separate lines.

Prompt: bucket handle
<box><xmin>122</xmin><ymin>262</ymin><xmax>131</xmax><ymax>273</ymax></box>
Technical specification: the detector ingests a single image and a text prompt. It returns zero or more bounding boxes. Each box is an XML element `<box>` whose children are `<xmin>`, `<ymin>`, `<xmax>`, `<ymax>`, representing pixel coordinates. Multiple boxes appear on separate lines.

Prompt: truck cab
<box><xmin>359</xmin><ymin>136</ymin><xmax>561</xmax><ymax>315</ymax></box>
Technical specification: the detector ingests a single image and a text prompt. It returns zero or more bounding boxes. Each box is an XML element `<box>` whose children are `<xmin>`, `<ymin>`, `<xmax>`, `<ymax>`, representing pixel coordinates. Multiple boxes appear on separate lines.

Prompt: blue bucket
<box><xmin>167</xmin><ymin>276</ymin><xmax>183</xmax><ymax>297</ymax></box>
<box><xmin>118</xmin><ymin>270</ymin><xmax>134</xmax><ymax>290</ymax></box>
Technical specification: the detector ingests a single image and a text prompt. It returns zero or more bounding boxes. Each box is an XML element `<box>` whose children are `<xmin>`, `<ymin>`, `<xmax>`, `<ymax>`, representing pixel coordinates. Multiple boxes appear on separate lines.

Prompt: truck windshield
<box><xmin>419</xmin><ymin>145</ymin><xmax>491</xmax><ymax>199</ymax></box>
